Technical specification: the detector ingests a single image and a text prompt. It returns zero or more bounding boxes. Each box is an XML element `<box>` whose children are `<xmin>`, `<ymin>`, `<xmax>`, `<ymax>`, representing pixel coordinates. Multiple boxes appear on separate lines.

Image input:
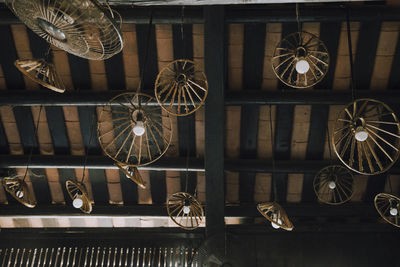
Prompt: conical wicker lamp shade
<box><xmin>167</xmin><ymin>192</ymin><xmax>204</xmax><ymax>230</ymax></box>
<box><xmin>2</xmin><ymin>177</ymin><xmax>36</xmax><ymax>208</ymax></box>
<box><xmin>15</xmin><ymin>59</ymin><xmax>65</xmax><ymax>93</ymax></box>
<box><xmin>66</xmin><ymin>180</ymin><xmax>92</xmax><ymax>214</ymax></box>
<box><xmin>257</xmin><ymin>202</ymin><xmax>294</xmax><ymax>231</ymax></box>
<box><xmin>7</xmin><ymin>0</ymin><xmax>123</xmax><ymax>60</ymax></box>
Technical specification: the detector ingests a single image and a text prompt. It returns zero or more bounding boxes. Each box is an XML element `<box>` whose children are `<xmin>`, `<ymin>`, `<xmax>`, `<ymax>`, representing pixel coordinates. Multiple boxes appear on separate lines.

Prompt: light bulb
<box><xmin>73</xmin><ymin>195</ymin><xmax>83</xmax><ymax>209</ymax></box>
<box><xmin>271</xmin><ymin>218</ymin><xmax>282</xmax><ymax>229</ymax></box>
<box><xmin>133</xmin><ymin>121</ymin><xmax>145</xmax><ymax>136</ymax></box>
<box><xmin>15</xmin><ymin>190</ymin><xmax>24</xmax><ymax>199</ymax></box>
<box><xmin>328</xmin><ymin>181</ymin><xmax>336</xmax><ymax>190</ymax></box>
<box><xmin>355</xmin><ymin>126</ymin><xmax>368</xmax><ymax>142</ymax></box>
<box><xmin>390</xmin><ymin>207</ymin><xmax>398</xmax><ymax>216</ymax></box>
<box><xmin>183</xmin><ymin>205</ymin><xmax>191</xmax><ymax>215</ymax></box>
<box><xmin>295</xmin><ymin>59</ymin><xmax>310</xmax><ymax>74</ymax></box>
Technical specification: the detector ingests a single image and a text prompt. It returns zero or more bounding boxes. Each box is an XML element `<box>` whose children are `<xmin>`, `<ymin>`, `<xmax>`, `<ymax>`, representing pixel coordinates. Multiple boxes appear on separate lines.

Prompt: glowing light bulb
<box><xmin>355</xmin><ymin>126</ymin><xmax>368</xmax><ymax>142</ymax></box>
<box><xmin>271</xmin><ymin>218</ymin><xmax>282</xmax><ymax>229</ymax></box>
<box><xmin>133</xmin><ymin>121</ymin><xmax>145</xmax><ymax>136</ymax></box>
<box><xmin>295</xmin><ymin>59</ymin><xmax>310</xmax><ymax>74</ymax></box>
<box><xmin>15</xmin><ymin>190</ymin><xmax>24</xmax><ymax>199</ymax></box>
<box><xmin>390</xmin><ymin>207</ymin><xmax>398</xmax><ymax>216</ymax></box>
<box><xmin>328</xmin><ymin>181</ymin><xmax>336</xmax><ymax>190</ymax></box>
<box><xmin>73</xmin><ymin>195</ymin><xmax>83</xmax><ymax>209</ymax></box>
<box><xmin>183</xmin><ymin>205</ymin><xmax>191</xmax><ymax>215</ymax></box>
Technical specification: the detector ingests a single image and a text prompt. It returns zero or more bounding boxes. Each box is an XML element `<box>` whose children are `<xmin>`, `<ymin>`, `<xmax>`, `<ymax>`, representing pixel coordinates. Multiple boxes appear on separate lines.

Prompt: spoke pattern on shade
<box><xmin>155</xmin><ymin>59</ymin><xmax>208</xmax><ymax>116</ymax></box>
<box><xmin>272</xmin><ymin>31</ymin><xmax>329</xmax><ymax>89</ymax></box>
<box><xmin>66</xmin><ymin>180</ymin><xmax>92</xmax><ymax>214</ymax></box>
<box><xmin>98</xmin><ymin>92</ymin><xmax>173</xmax><ymax>167</ymax></box>
<box><xmin>2</xmin><ymin>177</ymin><xmax>36</xmax><ymax>208</ymax></box>
<box><xmin>8</xmin><ymin>0</ymin><xmax>123</xmax><ymax>60</ymax></box>
<box><xmin>333</xmin><ymin>98</ymin><xmax>400</xmax><ymax>175</ymax></box>
<box><xmin>313</xmin><ymin>165</ymin><xmax>354</xmax><ymax>205</ymax></box>
<box><xmin>15</xmin><ymin>59</ymin><xmax>65</xmax><ymax>93</ymax></box>
<box><xmin>257</xmin><ymin>202</ymin><xmax>294</xmax><ymax>231</ymax></box>
<box><xmin>167</xmin><ymin>192</ymin><xmax>204</xmax><ymax>230</ymax></box>
<box><xmin>374</xmin><ymin>193</ymin><xmax>400</xmax><ymax>228</ymax></box>
<box><xmin>116</xmin><ymin>162</ymin><xmax>146</xmax><ymax>189</ymax></box>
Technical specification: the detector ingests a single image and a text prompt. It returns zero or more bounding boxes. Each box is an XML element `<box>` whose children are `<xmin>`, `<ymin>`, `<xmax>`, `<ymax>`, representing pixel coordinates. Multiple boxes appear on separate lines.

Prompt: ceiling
<box><xmin>0</xmin><ymin>0</ymin><xmax>399</xmax><ymax>231</ymax></box>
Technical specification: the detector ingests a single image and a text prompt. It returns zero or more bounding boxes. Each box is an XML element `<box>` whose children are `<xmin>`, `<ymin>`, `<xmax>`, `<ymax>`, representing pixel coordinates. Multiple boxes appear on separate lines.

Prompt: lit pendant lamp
<box><xmin>257</xmin><ymin>105</ymin><xmax>294</xmax><ymax>231</ymax></box>
<box><xmin>2</xmin><ymin>106</ymin><xmax>44</xmax><ymax>208</ymax></box>
<box><xmin>333</xmin><ymin>11</ymin><xmax>400</xmax><ymax>175</ymax></box>
<box><xmin>2</xmin><ymin>177</ymin><xmax>36</xmax><ymax>208</ymax></box>
<box><xmin>167</xmin><ymin>192</ymin><xmax>204</xmax><ymax>230</ymax></box>
<box><xmin>115</xmin><ymin>162</ymin><xmax>146</xmax><ymax>189</ymax></box>
<box><xmin>257</xmin><ymin>202</ymin><xmax>294</xmax><ymax>231</ymax></box>
<box><xmin>374</xmin><ymin>193</ymin><xmax>400</xmax><ymax>228</ymax></box>
<box><xmin>332</xmin><ymin>99</ymin><xmax>400</xmax><ymax>175</ymax></box>
<box><xmin>15</xmin><ymin>59</ymin><xmax>65</xmax><ymax>93</ymax></box>
<box><xmin>97</xmin><ymin>92</ymin><xmax>173</xmax><ymax>168</ymax></box>
<box><xmin>313</xmin><ymin>165</ymin><xmax>354</xmax><ymax>205</ymax></box>
<box><xmin>66</xmin><ymin>180</ymin><xmax>92</xmax><ymax>214</ymax></box>
<box><xmin>6</xmin><ymin>0</ymin><xmax>123</xmax><ymax>60</ymax></box>
<box><xmin>272</xmin><ymin>4</ymin><xmax>329</xmax><ymax>89</ymax></box>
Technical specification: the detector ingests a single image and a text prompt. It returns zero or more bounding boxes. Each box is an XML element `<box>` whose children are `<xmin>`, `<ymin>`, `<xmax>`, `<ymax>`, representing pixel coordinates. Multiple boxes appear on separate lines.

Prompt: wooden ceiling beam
<box><xmin>3</xmin><ymin>90</ymin><xmax>400</xmax><ymax>106</ymax></box>
<box><xmin>4</xmin><ymin>155</ymin><xmax>400</xmax><ymax>174</ymax></box>
<box><xmin>1</xmin><ymin>5</ymin><xmax>400</xmax><ymax>25</ymax></box>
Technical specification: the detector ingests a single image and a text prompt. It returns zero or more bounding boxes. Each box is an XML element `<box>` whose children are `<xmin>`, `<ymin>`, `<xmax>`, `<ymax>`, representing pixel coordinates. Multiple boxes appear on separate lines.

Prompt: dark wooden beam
<box><xmin>204</xmin><ymin>6</ymin><xmax>225</xmax><ymax>240</ymax></box>
<box><xmin>3</xmin><ymin>156</ymin><xmax>400</xmax><ymax>175</ymax></box>
<box><xmin>2</xmin><ymin>5</ymin><xmax>400</xmax><ymax>25</ymax></box>
<box><xmin>4</xmin><ymin>90</ymin><xmax>400</xmax><ymax>106</ymax></box>
<box><xmin>239</xmin><ymin>23</ymin><xmax>265</xmax><ymax>203</ymax></box>
<box><xmin>0</xmin><ymin>203</ymin><xmax>382</xmax><ymax>219</ymax></box>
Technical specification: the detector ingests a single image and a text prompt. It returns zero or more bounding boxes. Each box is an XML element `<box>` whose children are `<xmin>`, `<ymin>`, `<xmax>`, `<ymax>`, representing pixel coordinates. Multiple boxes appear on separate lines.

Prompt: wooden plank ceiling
<box><xmin>0</xmin><ymin>1</ymin><xmax>400</xmax><ymax>228</ymax></box>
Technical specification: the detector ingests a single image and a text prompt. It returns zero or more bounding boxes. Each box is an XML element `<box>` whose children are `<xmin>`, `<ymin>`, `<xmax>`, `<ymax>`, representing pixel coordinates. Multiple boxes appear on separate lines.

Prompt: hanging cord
<box><xmin>22</xmin><ymin>105</ymin><xmax>43</xmax><ymax>182</ymax></box>
<box><xmin>296</xmin><ymin>3</ymin><xmax>302</xmax><ymax>33</ymax></box>
<box><xmin>184</xmin><ymin>118</ymin><xmax>190</xmax><ymax>194</ymax></box>
<box><xmin>269</xmin><ymin>105</ymin><xmax>278</xmax><ymax>202</ymax></box>
<box><xmin>388</xmin><ymin>175</ymin><xmax>393</xmax><ymax>194</ymax></box>
<box><xmin>137</xmin><ymin>8</ymin><xmax>154</xmax><ymax>107</ymax></box>
<box><xmin>181</xmin><ymin>6</ymin><xmax>186</xmax><ymax>57</ymax></box>
<box><xmin>326</xmin><ymin>123</ymin><xmax>334</xmax><ymax>166</ymax></box>
<box><xmin>346</xmin><ymin>6</ymin><xmax>356</xmax><ymax>101</ymax></box>
<box><xmin>79</xmin><ymin>112</ymin><xmax>97</xmax><ymax>184</ymax></box>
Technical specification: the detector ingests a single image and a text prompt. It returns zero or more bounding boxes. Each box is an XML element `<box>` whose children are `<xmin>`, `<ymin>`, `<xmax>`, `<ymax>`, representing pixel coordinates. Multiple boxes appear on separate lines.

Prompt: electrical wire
<box><xmin>269</xmin><ymin>105</ymin><xmax>278</xmax><ymax>202</ymax></box>
<box><xmin>346</xmin><ymin>6</ymin><xmax>356</xmax><ymax>101</ymax></box>
<box><xmin>22</xmin><ymin>105</ymin><xmax>43</xmax><ymax>182</ymax></box>
<box><xmin>80</xmin><ymin>111</ymin><xmax>97</xmax><ymax>184</ymax></box>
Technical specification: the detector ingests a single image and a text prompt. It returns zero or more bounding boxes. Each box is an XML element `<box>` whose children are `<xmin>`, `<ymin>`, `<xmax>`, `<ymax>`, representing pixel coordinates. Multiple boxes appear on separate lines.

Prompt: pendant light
<box><xmin>374</xmin><ymin>175</ymin><xmax>400</xmax><ymax>228</ymax></box>
<box><xmin>272</xmin><ymin>4</ymin><xmax>329</xmax><ymax>89</ymax></box>
<box><xmin>167</xmin><ymin>111</ymin><xmax>203</xmax><ymax>230</ymax></box>
<box><xmin>314</xmin><ymin>124</ymin><xmax>354</xmax><ymax>205</ymax></box>
<box><xmin>2</xmin><ymin>106</ymin><xmax>44</xmax><ymax>208</ymax></box>
<box><xmin>167</xmin><ymin>192</ymin><xmax>204</xmax><ymax>230</ymax></box>
<box><xmin>98</xmin><ymin>10</ymin><xmax>172</xmax><ymax>188</ymax></box>
<box><xmin>332</xmin><ymin>10</ymin><xmax>400</xmax><ymax>175</ymax></box>
<box><xmin>15</xmin><ymin>59</ymin><xmax>65</xmax><ymax>93</ymax></box>
<box><xmin>314</xmin><ymin>165</ymin><xmax>354</xmax><ymax>205</ymax></box>
<box><xmin>154</xmin><ymin>7</ymin><xmax>208</xmax><ymax>116</ymax></box>
<box><xmin>257</xmin><ymin>105</ymin><xmax>294</xmax><ymax>231</ymax></box>
<box><xmin>66</xmin><ymin>108</ymin><xmax>95</xmax><ymax>214</ymax></box>
<box><xmin>6</xmin><ymin>0</ymin><xmax>123</xmax><ymax>60</ymax></box>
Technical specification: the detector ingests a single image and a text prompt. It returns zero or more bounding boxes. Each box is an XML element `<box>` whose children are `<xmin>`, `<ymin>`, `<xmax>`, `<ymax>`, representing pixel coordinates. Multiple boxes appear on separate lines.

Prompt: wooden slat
<box><xmin>239</xmin><ymin>23</ymin><xmax>265</xmax><ymax>203</ymax></box>
<box><xmin>261</xmin><ymin>23</ymin><xmax>281</xmax><ymax>90</ymax></box>
<box><xmin>121</xmin><ymin>24</ymin><xmax>140</xmax><ymax>90</ymax></box>
<box><xmin>332</xmin><ymin>22</ymin><xmax>360</xmax><ymax>91</ymax></box>
<box><xmin>370</xmin><ymin>22</ymin><xmax>400</xmax><ymax>90</ymax></box>
<box><xmin>228</xmin><ymin>24</ymin><xmax>244</xmax><ymax>91</ymax></box>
